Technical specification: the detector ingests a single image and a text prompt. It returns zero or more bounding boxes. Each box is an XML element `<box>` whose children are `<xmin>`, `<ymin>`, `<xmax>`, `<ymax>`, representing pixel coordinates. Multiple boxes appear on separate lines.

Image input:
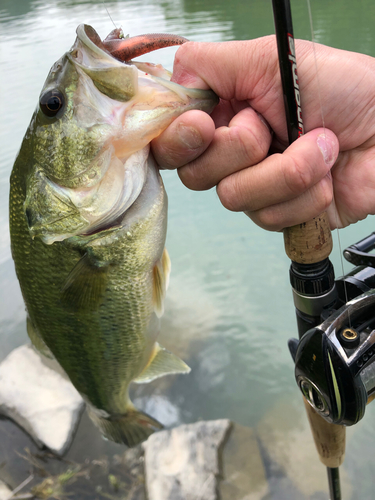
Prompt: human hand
<box><xmin>152</xmin><ymin>37</ymin><xmax>375</xmax><ymax>230</ymax></box>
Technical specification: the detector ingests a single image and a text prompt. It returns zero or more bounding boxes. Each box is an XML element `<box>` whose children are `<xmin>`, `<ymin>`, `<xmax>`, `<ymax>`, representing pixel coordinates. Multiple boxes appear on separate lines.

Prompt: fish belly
<box><xmin>10</xmin><ymin>151</ymin><xmax>167</xmax><ymax>416</ymax></box>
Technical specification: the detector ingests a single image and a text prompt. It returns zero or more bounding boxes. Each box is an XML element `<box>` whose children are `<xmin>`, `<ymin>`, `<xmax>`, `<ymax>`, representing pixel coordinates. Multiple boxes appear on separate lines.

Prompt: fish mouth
<box><xmin>70</xmin><ymin>25</ymin><xmax>218</xmax><ymax>108</ymax></box>
<box><xmin>68</xmin><ymin>25</ymin><xmax>139</xmax><ymax>103</ymax></box>
<box><xmin>69</xmin><ymin>24</ymin><xmax>188</xmax><ymax>103</ymax></box>
<box><xmin>77</xmin><ymin>24</ymin><xmax>188</xmax><ymax>63</ymax></box>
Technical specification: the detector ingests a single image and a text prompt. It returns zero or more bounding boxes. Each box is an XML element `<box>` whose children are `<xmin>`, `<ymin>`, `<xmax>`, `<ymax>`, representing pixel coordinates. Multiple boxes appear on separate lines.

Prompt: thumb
<box><xmin>171</xmin><ymin>37</ymin><xmax>279</xmax><ymax>103</ymax></box>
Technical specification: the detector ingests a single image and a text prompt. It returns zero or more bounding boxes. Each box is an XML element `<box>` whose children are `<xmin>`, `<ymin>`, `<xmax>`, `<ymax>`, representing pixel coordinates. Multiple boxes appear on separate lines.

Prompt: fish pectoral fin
<box><xmin>27</xmin><ymin>317</ymin><xmax>54</xmax><ymax>359</ymax></box>
<box><xmin>134</xmin><ymin>342</ymin><xmax>190</xmax><ymax>384</ymax></box>
<box><xmin>152</xmin><ymin>248</ymin><xmax>171</xmax><ymax>318</ymax></box>
<box><xmin>61</xmin><ymin>253</ymin><xmax>108</xmax><ymax>312</ymax></box>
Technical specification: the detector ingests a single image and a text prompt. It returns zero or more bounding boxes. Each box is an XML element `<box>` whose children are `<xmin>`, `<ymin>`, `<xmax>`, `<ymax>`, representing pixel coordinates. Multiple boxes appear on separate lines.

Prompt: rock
<box><xmin>0</xmin><ymin>344</ymin><xmax>84</xmax><ymax>456</ymax></box>
<box><xmin>220</xmin><ymin>423</ymin><xmax>269</xmax><ymax>500</ymax></box>
<box><xmin>143</xmin><ymin>419</ymin><xmax>232</xmax><ymax>500</ymax></box>
<box><xmin>0</xmin><ymin>480</ymin><xmax>12</xmax><ymax>500</ymax></box>
<box><xmin>143</xmin><ymin>420</ymin><xmax>269</xmax><ymax>500</ymax></box>
<box><xmin>257</xmin><ymin>396</ymin><xmax>352</xmax><ymax>499</ymax></box>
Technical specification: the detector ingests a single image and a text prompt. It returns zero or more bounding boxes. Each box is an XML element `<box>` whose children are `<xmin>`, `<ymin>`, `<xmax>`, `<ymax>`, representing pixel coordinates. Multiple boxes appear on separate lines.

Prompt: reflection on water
<box><xmin>1</xmin><ymin>0</ymin><xmax>375</xmax><ymax>498</ymax></box>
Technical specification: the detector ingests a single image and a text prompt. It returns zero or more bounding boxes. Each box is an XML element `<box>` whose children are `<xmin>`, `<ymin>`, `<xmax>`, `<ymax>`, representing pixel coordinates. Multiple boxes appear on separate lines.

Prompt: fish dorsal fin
<box><xmin>134</xmin><ymin>343</ymin><xmax>190</xmax><ymax>384</ymax></box>
<box><xmin>27</xmin><ymin>317</ymin><xmax>54</xmax><ymax>359</ymax></box>
<box><xmin>61</xmin><ymin>253</ymin><xmax>108</xmax><ymax>312</ymax></box>
<box><xmin>152</xmin><ymin>248</ymin><xmax>171</xmax><ymax>318</ymax></box>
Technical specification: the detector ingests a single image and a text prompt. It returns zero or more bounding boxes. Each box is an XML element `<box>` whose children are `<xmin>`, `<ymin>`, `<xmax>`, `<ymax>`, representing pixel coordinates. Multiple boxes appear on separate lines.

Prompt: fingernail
<box><xmin>178</xmin><ymin>124</ymin><xmax>203</xmax><ymax>149</ymax></box>
<box><xmin>317</xmin><ymin>134</ymin><xmax>335</xmax><ymax>166</ymax></box>
<box><xmin>256</xmin><ymin>112</ymin><xmax>272</xmax><ymax>134</ymax></box>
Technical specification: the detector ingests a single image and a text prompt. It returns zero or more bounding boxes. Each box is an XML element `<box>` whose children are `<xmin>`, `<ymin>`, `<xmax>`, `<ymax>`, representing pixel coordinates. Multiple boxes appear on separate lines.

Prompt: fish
<box><xmin>9</xmin><ymin>24</ymin><xmax>218</xmax><ymax>447</ymax></box>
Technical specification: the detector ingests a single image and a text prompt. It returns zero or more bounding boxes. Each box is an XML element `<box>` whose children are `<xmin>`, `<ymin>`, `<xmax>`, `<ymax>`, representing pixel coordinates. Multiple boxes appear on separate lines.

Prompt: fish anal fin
<box><xmin>162</xmin><ymin>247</ymin><xmax>171</xmax><ymax>290</ymax></box>
<box><xmin>61</xmin><ymin>253</ymin><xmax>108</xmax><ymax>312</ymax></box>
<box><xmin>26</xmin><ymin>317</ymin><xmax>54</xmax><ymax>359</ymax></box>
<box><xmin>152</xmin><ymin>248</ymin><xmax>171</xmax><ymax>318</ymax></box>
<box><xmin>134</xmin><ymin>342</ymin><xmax>190</xmax><ymax>384</ymax></box>
<box><xmin>87</xmin><ymin>405</ymin><xmax>162</xmax><ymax>447</ymax></box>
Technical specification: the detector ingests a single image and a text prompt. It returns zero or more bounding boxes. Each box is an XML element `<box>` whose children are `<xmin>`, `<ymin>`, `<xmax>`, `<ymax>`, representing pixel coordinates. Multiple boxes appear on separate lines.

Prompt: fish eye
<box><xmin>40</xmin><ymin>90</ymin><xmax>65</xmax><ymax>117</ymax></box>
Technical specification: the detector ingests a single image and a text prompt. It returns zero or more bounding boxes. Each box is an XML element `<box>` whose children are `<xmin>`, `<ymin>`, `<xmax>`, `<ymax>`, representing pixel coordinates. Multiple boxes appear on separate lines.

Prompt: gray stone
<box><xmin>0</xmin><ymin>480</ymin><xmax>12</xmax><ymax>500</ymax></box>
<box><xmin>0</xmin><ymin>345</ymin><xmax>84</xmax><ymax>456</ymax></box>
<box><xmin>143</xmin><ymin>419</ymin><xmax>232</xmax><ymax>500</ymax></box>
<box><xmin>220</xmin><ymin>423</ymin><xmax>269</xmax><ymax>500</ymax></box>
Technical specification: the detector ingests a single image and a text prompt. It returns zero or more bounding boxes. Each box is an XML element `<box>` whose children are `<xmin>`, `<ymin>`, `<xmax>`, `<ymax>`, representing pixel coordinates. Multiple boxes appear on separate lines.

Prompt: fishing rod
<box><xmin>271</xmin><ymin>0</ymin><xmax>345</xmax><ymax>498</ymax></box>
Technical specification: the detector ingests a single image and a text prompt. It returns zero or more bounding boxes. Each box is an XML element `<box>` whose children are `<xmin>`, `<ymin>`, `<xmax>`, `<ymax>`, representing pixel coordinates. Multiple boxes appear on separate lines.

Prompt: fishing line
<box><xmin>306</xmin><ymin>0</ymin><xmax>351</xmax><ymax>323</ymax></box>
<box><xmin>102</xmin><ymin>0</ymin><xmax>118</xmax><ymax>30</ymax></box>
<box><xmin>306</xmin><ymin>0</ymin><xmax>325</xmax><ymax>132</ymax></box>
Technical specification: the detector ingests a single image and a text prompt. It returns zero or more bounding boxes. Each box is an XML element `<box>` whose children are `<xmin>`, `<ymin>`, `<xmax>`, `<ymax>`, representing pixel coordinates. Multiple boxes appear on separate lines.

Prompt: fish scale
<box><xmin>11</xmin><ymin>162</ymin><xmax>161</xmax><ymax>412</ymax></box>
<box><xmin>9</xmin><ymin>24</ymin><xmax>218</xmax><ymax>446</ymax></box>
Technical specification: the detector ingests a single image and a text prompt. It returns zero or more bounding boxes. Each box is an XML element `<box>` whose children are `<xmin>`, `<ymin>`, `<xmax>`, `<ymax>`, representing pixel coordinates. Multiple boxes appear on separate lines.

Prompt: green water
<box><xmin>1</xmin><ymin>0</ymin><xmax>375</xmax><ymax>498</ymax></box>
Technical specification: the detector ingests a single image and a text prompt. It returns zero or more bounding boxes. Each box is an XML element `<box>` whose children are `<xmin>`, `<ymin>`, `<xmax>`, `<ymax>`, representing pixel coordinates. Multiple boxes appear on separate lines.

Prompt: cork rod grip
<box><xmin>303</xmin><ymin>399</ymin><xmax>345</xmax><ymax>468</ymax></box>
<box><xmin>283</xmin><ymin>211</ymin><xmax>332</xmax><ymax>264</ymax></box>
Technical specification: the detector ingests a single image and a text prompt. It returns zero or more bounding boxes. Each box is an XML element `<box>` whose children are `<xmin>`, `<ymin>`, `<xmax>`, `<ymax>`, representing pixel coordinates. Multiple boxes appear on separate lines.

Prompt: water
<box><xmin>1</xmin><ymin>0</ymin><xmax>375</xmax><ymax>498</ymax></box>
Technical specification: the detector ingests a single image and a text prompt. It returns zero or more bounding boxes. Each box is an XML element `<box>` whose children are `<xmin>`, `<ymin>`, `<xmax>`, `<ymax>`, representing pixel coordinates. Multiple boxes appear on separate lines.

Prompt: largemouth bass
<box><xmin>9</xmin><ymin>24</ymin><xmax>218</xmax><ymax>447</ymax></box>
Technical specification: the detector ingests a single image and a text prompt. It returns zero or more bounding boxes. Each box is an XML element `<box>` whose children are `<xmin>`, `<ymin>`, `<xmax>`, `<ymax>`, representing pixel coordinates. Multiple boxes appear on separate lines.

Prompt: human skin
<box><xmin>151</xmin><ymin>36</ymin><xmax>375</xmax><ymax>230</ymax></box>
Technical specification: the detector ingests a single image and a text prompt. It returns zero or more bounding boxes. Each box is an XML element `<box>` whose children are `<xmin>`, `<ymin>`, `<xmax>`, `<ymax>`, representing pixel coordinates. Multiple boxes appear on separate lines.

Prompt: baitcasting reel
<box><xmin>290</xmin><ymin>232</ymin><xmax>375</xmax><ymax>426</ymax></box>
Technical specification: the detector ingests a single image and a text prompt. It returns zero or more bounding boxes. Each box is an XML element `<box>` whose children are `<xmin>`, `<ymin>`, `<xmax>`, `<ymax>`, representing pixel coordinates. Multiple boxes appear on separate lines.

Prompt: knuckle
<box><xmin>255</xmin><ymin>206</ymin><xmax>284</xmax><ymax>232</ymax></box>
<box><xmin>153</xmin><ymin>136</ymin><xmax>203</xmax><ymax>172</ymax></box>
<box><xmin>178</xmin><ymin>163</ymin><xmax>211</xmax><ymax>191</ymax></box>
<box><xmin>231</xmin><ymin>125</ymin><xmax>269</xmax><ymax>166</ymax></box>
<box><xmin>217</xmin><ymin>176</ymin><xmax>242</xmax><ymax>212</ymax></box>
<box><xmin>155</xmin><ymin>148</ymin><xmax>180</xmax><ymax>170</ymax></box>
<box><xmin>315</xmin><ymin>176</ymin><xmax>333</xmax><ymax>212</ymax></box>
<box><xmin>283</xmin><ymin>155</ymin><xmax>314</xmax><ymax>195</ymax></box>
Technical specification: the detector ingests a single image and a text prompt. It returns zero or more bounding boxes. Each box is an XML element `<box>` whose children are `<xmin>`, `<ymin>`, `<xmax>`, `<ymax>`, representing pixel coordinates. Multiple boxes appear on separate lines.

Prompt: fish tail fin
<box><xmin>87</xmin><ymin>405</ymin><xmax>163</xmax><ymax>447</ymax></box>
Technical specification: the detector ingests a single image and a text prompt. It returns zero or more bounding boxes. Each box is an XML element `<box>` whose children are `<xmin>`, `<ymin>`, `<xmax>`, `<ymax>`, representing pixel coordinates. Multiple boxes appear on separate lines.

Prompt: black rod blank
<box><xmin>272</xmin><ymin>0</ymin><xmax>304</xmax><ymax>144</ymax></box>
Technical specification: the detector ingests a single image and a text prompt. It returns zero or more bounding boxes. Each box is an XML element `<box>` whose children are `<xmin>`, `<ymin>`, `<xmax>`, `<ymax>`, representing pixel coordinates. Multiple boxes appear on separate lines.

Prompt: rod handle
<box><xmin>303</xmin><ymin>398</ymin><xmax>345</xmax><ymax>468</ymax></box>
<box><xmin>284</xmin><ymin>211</ymin><xmax>332</xmax><ymax>264</ymax></box>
